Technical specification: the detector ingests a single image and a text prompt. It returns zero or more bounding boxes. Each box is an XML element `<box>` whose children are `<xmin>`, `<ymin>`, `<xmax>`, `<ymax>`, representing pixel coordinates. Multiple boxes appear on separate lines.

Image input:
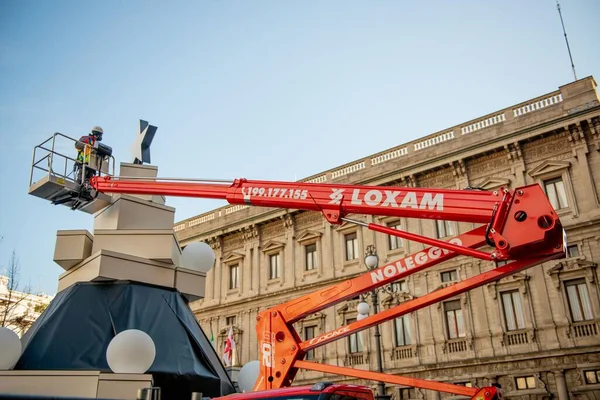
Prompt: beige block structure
<box><xmin>0</xmin><ymin>370</ymin><xmax>153</xmax><ymax>399</ymax></box>
<box><xmin>58</xmin><ymin>249</ymin><xmax>178</xmax><ymax>290</ymax></box>
<box><xmin>53</xmin><ymin>230</ymin><xmax>94</xmax><ymax>270</ymax></box>
<box><xmin>91</xmin><ymin>229</ymin><xmax>182</xmax><ymax>265</ymax></box>
<box><xmin>93</xmin><ymin>194</ymin><xmax>176</xmax><ymax>231</ymax></box>
<box><xmin>52</xmin><ymin>161</ymin><xmax>205</xmax><ymax>301</ymax></box>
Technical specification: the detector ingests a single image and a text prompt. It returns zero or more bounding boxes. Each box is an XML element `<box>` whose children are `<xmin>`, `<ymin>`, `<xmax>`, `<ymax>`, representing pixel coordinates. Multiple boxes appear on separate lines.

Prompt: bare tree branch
<box><xmin>1</xmin><ymin>251</ymin><xmax>34</xmax><ymax>330</ymax></box>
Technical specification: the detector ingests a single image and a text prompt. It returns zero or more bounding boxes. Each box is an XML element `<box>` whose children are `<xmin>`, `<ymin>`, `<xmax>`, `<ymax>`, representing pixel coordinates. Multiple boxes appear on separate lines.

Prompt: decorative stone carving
<box><xmin>567</xmin><ymin>122</ymin><xmax>585</xmax><ymax>143</ymax></box>
<box><xmin>242</xmin><ymin>225</ymin><xmax>259</xmax><ymax>243</ymax></box>
<box><xmin>417</xmin><ymin>166</ymin><xmax>455</xmax><ymax>188</ymax></box>
<box><xmin>281</xmin><ymin>213</ymin><xmax>294</xmax><ymax>230</ymax></box>
<box><xmin>261</xmin><ymin>220</ymin><xmax>283</xmax><ymax>240</ymax></box>
<box><xmin>452</xmin><ymin>159</ymin><xmax>467</xmax><ymax>178</ymax></box>
<box><xmin>505</xmin><ymin>142</ymin><xmax>523</xmax><ymax>161</ymax></box>
<box><xmin>401</xmin><ymin>174</ymin><xmax>416</xmax><ymax>188</ymax></box>
<box><xmin>207</xmin><ymin>236</ymin><xmax>222</xmax><ymax>250</ymax></box>
<box><xmin>523</xmin><ymin>133</ymin><xmax>571</xmax><ymax>164</ymax></box>
<box><xmin>467</xmin><ymin>150</ymin><xmax>511</xmax><ymax>179</ymax></box>
<box><xmin>567</xmin><ymin>368</ymin><xmax>584</xmax><ymax>387</ymax></box>
<box><xmin>295</xmin><ymin>211</ymin><xmax>324</xmax><ymax>229</ymax></box>
<box><xmin>222</xmin><ymin>232</ymin><xmax>244</xmax><ymax>251</ymax></box>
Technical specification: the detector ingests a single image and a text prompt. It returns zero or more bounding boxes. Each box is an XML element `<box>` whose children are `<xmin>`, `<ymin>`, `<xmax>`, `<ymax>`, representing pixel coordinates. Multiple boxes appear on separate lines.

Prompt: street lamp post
<box><xmin>357</xmin><ymin>245</ymin><xmax>392</xmax><ymax>400</ymax></box>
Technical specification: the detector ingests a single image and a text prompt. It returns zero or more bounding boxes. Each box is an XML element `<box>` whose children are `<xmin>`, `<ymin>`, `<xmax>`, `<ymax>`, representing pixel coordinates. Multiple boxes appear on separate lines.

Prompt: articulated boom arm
<box><xmin>90</xmin><ymin>175</ymin><xmax>566</xmax><ymax>400</ymax></box>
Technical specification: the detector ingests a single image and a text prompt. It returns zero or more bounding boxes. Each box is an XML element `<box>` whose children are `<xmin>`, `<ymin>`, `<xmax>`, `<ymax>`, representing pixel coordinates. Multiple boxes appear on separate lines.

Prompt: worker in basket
<box><xmin>74</xmin><ymin>126</ymin><xmax>104</xmax><ymax>185</ymax></box>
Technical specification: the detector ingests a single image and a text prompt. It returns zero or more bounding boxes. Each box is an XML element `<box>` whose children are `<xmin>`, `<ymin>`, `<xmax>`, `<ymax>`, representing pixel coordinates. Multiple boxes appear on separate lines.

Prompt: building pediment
<box><xmin>335</xmin><ymin>220</ymin><xmax>362</xmax><ymax>233</ymax></box>
<box><xmin>548</xmin><ymin>257</ymin><xmax>597</xmax><ymax>275</ymax></box>
<box><xmin>261</xmin><ymin>239</ymin><xmax>286</xmax><ymax>253</ymax></box>
<box><xmin>219</xmin><ymin>325</ymin><xmax>243</xmax><ymax>336</ymax></box>
<box><xmin>487</xmin><ymin>272</ymin><xmax>529</xmax><ymax>298</ymax></box>
<box><xmin>222</xmin><ymin>251</ymin><xmax>245</xmax><ymax>264</ymax></box>
<box><xmin>528</xmin><ymin>160</ymin><xmax>571</xmax><ymax>178</ymax></box>
<box><xmin>476</xmin><ymin>177</ymin><xmax>512</xmax><ymax>190</ymax></box>
<box><xmin>382</xmin><ymin>292</ymin><xmax>415</xmax><ymax>309</ymax></box>
<box><xmin>297</xmin><ymin>230</ymin><xmax>323</xmax><ymax>244</ymax></box>
<box><xmin>547</xmin><ymin>257</ymin><xmax>597</xmax><ymax>289</ymax></box>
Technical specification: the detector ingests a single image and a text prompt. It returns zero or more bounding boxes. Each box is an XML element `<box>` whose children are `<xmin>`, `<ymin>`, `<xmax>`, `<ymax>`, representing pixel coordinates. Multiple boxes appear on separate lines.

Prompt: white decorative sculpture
<box><xmin>0</xmin><ymin>327</ymin><xmax>22</xmax><ymax>370</ymax></box>
<box><xmin>237</xmin><ymin>360</ymin><xmax>260</xmax><ymax>393</ymax></box>
<box><xmin>106</xmin><ymin>329</ymin><xmax>156</xmax><ymax>373</ymax></box>
<box><xmin>181</xmin><ymin>241</ymin><xmax>215</xmax><ymax>273</ymax></box>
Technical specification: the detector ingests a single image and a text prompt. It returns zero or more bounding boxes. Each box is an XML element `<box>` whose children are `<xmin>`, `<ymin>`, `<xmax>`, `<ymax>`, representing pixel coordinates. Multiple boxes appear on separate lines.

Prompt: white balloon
<box><xmin>181</xmin><ymin>241</ymin><xmax>215</xmax><ymax>273</ymax></box>
<box><xmin>0</xmin><ymin>327</ymin><xmax>21</xmax><ymax>370</ymax></box>
<box><xmin>106</xmin><ymin>329</ymin><xmax>156</xmax><ymax>373</ymax></box>
<box><xmin>357</xmin><ymin>313</ymin><xmax>369</xmax><ymax>321</ymax></box>
<box><xmin>238</xmin><ymin>360</ymin><xmax>260</xmax><ymax>393</ymax></box>
<box><xmin>356</xmin><ymin>301</ymin><xmax>370</xmax><ymax>315</ymax></box>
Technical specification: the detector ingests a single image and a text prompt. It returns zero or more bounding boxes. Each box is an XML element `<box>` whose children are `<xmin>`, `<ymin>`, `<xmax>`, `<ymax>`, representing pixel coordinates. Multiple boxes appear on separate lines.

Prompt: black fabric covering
<box><xmin>15</xmin><ymin>281</ymin><xmax>236</xmax><ymax>400</ymax></box>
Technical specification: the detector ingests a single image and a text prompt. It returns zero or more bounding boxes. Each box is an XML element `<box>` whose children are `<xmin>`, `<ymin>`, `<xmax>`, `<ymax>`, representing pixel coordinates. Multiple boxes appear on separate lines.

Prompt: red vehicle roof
<box><xmin>213</xmin><ymin>383</ymin><xmax>373</xmax><ymax>400</ymax></box>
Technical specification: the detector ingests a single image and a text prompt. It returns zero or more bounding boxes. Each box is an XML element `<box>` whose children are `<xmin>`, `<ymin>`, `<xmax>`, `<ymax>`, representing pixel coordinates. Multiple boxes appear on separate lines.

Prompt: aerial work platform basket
<box><xmin>28</xmin><ymin>132</ymin><xmax>115</xmax><ymax>214</ymax></box>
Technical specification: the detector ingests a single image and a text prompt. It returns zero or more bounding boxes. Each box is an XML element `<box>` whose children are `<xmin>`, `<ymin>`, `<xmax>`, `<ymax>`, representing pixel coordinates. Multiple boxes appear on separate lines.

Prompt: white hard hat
<box><xmin>92</xmin><ymin>126</ymin><xmax>103</xmax><ymax>134</ymax></box>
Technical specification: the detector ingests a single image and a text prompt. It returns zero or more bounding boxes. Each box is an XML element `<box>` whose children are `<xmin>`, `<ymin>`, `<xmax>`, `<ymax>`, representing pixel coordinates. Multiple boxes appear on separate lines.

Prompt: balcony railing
<box><xmin>344</xmin><ymin>352</ymin><xmax>368</xmax><ymax>366</ymax></box>
<box><xmin>571</xmin><ymin>320</ymin><xmax>599</xmax><ymax>338</ymax></box>
<box><xmin>443</xmin><ymin>338</ymin><xmax>469</xmax><ymax>353</ymax></box>
<box><xmin>502</xmin><ymin>330</ymin><xmax>529</xmax><ymax>346</ymax></box>
<box><xmin>391</xmin><ymin>345</ymin><xmax>416</xmax><ymax>360</ymax></box>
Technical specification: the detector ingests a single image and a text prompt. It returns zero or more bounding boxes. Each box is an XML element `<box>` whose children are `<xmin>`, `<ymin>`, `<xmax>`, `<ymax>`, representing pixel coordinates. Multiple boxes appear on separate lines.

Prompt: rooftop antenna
<box><xmin>556</xmin><ymin>1</ymin><xmax>578</xmax><ymax>81</ymax></box>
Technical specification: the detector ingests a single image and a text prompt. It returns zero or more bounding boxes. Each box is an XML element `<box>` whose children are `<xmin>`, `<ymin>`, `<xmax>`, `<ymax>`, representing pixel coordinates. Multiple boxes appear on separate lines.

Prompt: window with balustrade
<box><xmin>441</xmin><ymin>269</ymin><xmax>458</xmax><ymax>283</ymax></box>
<box><xmin>567</xmin><ymin>244</ymin><xmax>580</xmax><ymax>258</ymax></box>
<box><xmin>305</xmin><ymin>243</ymin><xmax>317</xmax><ymax>271</ymax></box>
<box><xmin>344</xmin><ymin>232</ymin><xmax>359</xmax><ymax>261</ymax></box>
<box><xmin>228</xmin><ymin>264</ymin><xmax>239</xmax><ymax>290</ymax></box>
<box><xmin>544</xmin><ymin>177</ymin><xmax>568</xmax><ymax>210</ymax></box>
<box><xmin>394</xmin><ymin>315</ymin><xmax>411</xmax><ymax>347</ymax></box>
<box><xmin>269</xmin><ymin>253</ymin><xmax>281</xmax><ymax>280</ymax></box>
<box><xmin>565</xmin><ymin>278</ymin><xmax>594</xmax><ymax>322</ymax></box>
<box><xmin>387</xmin><ymin>220</ymin><xmax>403</xmax><ymax>251</ymax></box>
<box><xmin>444</xmin><ymin>300</ymin><xmax>465</xmax><ymax>339</ymax></box>
<box><xmin>436</xmin><ymin>220</ymin><xmax>455</xmax><ymax>238</ymax></box>
<box><xmin>304</xmin><ymin>325</ymin><xmax>316</xmax><ymax>360</ymax></box>
<box><xmin>501</xmin><ymin>290</ymin><xmax>525</xmax><ymax>331</ymax></box>
<box><xmin>346</xmin><ymin>317</ymin><xmax>363</xmax><ymax>353</ymax></box>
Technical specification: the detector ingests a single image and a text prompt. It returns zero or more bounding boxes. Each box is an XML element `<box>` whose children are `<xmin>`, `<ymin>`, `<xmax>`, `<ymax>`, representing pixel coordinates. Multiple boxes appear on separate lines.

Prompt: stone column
<box><xmin>553</xmin><ymin>370</ymin><xmax>569</xmax><ymax>400</ymax></box>
<box><xmin>207</xmin><ymin>236</ymin><xmax>222</xmax><ymax>303</ymax></box>
<box><xmin>506</xmin><ymin>142</ymin><xmax>526</xmax><ymax>186</ymax></box>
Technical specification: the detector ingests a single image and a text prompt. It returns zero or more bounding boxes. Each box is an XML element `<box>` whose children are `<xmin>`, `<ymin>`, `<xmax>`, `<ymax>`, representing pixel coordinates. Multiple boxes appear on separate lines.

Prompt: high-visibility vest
<box><xmin>76</xmin><ymin>136</ymin><xmax>96</xmax><ymax>163</ymax></box>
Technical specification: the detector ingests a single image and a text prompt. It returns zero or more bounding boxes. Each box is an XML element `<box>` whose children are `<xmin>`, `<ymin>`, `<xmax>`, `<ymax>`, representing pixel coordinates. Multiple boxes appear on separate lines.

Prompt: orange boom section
<box><xmin>90</xmin><ymin>174</ymin><xmax>565</xmax><ymax>400</ymax></box>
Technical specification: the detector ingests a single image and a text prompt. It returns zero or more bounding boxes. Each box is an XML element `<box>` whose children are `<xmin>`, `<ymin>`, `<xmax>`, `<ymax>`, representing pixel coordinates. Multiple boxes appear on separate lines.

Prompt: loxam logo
<box><xmin>308</xmin><ymin>326</ymin><xmax>350</xmax><ymax>346</ymax></box>
<box><xmin>328</xmin><ymin>188</ymin><xmax>443</xmax><ymax>210</ymax></box>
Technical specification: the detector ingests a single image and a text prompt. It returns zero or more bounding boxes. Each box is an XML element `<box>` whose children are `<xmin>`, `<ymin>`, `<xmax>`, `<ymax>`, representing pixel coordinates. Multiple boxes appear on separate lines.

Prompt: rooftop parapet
<box><xmin>174</xmin><ymin>76</ymin><xmax>599</xmax><ymax>240</ymax></box>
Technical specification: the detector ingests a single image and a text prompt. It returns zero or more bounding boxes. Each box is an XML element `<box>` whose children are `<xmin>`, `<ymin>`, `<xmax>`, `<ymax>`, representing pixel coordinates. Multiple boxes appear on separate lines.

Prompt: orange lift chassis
<box><xmin>90</xmin><ymin>175</ymin><xmax>567</xmax><ymax>400</ymax></box>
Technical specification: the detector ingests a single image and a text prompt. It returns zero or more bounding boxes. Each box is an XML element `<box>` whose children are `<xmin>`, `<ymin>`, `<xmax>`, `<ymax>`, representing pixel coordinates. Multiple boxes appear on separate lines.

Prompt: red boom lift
<box><xmin>85</xmin><ymin>174</ymin><xmax>566</xmax><ymax>400</ymax></box>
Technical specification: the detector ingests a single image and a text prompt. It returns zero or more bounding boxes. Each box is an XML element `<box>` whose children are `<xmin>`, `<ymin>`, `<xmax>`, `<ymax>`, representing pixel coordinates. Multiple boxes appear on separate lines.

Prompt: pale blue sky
<box><xmin>1</xmin><ymin>0</ymin><xmax>599</xmax><ymax>296</ymax></box>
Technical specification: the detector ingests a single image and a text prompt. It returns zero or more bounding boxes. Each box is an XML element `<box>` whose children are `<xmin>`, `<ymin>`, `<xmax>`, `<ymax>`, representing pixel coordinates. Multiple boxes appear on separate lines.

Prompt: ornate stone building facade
<box><xmin>175</xmin><ymin>77</ymin><xmax>600</xmax><ymax>400</ymax></box>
